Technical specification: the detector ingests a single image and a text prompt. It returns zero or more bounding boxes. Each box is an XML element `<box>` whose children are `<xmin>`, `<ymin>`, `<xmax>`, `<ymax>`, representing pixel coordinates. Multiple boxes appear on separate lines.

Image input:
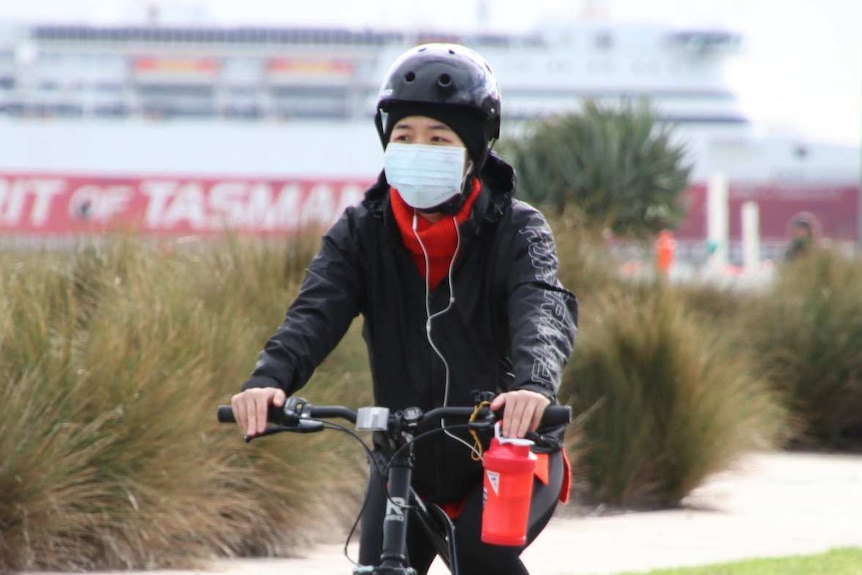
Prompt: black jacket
<box><xmin>243</xmin><ymin>154</ymin><xmax>578</xmax><ymax>503</ymax></box>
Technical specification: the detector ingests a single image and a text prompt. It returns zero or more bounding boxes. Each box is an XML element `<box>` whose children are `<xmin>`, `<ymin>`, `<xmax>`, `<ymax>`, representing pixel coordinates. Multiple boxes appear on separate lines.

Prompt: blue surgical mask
<box><xmin>384</xmin><ymin>143</ymin><xmax>470</xmax><ymax>210</ymax></box>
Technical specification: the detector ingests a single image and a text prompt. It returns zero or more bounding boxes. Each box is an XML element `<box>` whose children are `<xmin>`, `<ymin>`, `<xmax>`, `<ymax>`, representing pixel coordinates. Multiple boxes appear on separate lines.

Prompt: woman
<box><xmin>230</xmin><ymin>43</ymin><xmax>578</xmax><ymax>574</ymax></box>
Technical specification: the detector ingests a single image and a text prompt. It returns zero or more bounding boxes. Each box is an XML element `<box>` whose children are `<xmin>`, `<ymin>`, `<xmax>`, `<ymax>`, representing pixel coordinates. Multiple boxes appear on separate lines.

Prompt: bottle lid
<box><xmin>494</xmin><ymin>421</ymin><xmax>535</xmax><ymax>447</ymax></box>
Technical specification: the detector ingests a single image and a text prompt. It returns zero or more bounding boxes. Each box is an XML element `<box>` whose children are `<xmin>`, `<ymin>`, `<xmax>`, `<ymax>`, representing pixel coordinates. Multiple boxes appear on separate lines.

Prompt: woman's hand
<box><xmin>230</xmin><ymin>387</ymin><xmax>286</xmax><ymax>437</ymax></box>
<box><xmin>490</xmin><ymin>389</ymin><xmax>551</xmax><ymax>438</ymax></box>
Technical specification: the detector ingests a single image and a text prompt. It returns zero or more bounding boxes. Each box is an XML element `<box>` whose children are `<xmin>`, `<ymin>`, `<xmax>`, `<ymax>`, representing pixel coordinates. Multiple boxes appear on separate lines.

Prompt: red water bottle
<box><xmin>481</xmin><ymin>423</ymin><xmax>537</xmax><ymax>546</ymax></box>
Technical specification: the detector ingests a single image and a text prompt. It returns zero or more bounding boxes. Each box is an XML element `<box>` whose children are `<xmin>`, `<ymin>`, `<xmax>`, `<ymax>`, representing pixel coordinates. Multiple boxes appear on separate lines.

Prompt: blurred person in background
<box><xmin>229</xmin><ymin>43</ymin><xmax>577</xmax><ymax>575</ymax></box>
<box><xmin>784</xmin><ymin>212</ymin><xmax>818</xmax><ymax>260</ymax></box>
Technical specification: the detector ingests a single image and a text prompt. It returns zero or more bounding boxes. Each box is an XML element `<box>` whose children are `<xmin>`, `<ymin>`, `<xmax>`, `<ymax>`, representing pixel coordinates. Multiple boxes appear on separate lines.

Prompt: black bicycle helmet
<box><xmin>375</xmin><ymin>43</ymin><xmax>502</xmax><ymax>167</ymax></box>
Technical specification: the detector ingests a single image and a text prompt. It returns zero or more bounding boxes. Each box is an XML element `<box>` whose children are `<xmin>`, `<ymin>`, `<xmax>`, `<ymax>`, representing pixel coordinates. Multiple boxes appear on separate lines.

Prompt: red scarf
<box><xmin>390</xmin><ymin>179</ymin><xmax>482</xmax><ymax>290</ymax></box>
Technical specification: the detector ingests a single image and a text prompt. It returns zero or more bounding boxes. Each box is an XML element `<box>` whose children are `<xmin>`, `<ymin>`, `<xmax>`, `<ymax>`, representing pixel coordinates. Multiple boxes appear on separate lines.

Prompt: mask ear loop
<box><xmin>461</xmin><ymin>159</ymin><xmax>475</xmax><ymax>194</ymax></box>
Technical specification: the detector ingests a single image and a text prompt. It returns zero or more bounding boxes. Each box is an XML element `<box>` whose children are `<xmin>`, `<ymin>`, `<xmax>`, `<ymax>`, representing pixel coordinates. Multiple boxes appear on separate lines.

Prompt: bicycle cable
<box><xmin>303</xmin><ymin>418</ymin><xmax>418</xmax><ymax>568</ymax></box>
<box><xmin>302</xmin><ymin>418</ymin><xmax>491</xmax><ymax>568</ymax></box>
<box><xmin>380</xmin><ymin>422</ymin><xmax>478</xmax><ymax>477</ymax></box>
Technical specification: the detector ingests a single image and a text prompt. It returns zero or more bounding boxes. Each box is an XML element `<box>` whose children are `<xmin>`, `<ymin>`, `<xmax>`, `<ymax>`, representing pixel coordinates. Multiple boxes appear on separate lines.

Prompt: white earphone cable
<box><xmin>412</xmin><ymin>212</ymin><xmax>479</xmax><ymax>458</ymax></box>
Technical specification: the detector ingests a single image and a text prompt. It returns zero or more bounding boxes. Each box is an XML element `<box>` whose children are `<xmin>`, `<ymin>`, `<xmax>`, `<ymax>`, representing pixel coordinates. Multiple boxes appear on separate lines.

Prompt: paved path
<box><xmin>27</xmin><ymin>451</ymin><xmax>862</xmax><ymax>575</ymax></box>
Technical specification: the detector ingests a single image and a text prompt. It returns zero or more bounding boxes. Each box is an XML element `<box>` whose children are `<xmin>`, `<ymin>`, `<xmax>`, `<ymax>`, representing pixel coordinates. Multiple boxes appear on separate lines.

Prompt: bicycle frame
<box><xmin>356</xmin><ymin>428</ymin><xmax>459</xmax><ymax>575</ymax></box>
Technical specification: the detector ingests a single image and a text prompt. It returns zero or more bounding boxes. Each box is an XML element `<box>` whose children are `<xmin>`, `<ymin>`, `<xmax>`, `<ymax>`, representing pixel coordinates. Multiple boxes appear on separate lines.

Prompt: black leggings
<box><xmin>358</xmin><ymin>449</ymin><xmax>565</xmax><ymax>575</ymax></box>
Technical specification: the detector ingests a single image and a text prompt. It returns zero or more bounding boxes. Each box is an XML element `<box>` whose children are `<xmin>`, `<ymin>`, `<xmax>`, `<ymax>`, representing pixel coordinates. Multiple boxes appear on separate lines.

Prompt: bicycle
<box><xmin>217</xmin><ymin>391</ymin><xmax>572</xmax><ymax>575</ymax></box>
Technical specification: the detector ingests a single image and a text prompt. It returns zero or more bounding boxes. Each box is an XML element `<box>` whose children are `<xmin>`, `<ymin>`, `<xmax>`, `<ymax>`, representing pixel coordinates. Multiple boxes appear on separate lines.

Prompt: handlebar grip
<box><xmin>541</xmin><ymin>405</ymin><xmax>572</xmax><ymax>427</ymax></box>
<box><xmin>217</xmin><ymin>405</ymin><xmax>236</xmax><ymax>423</ymax></box>
<box><xmin>216</xmin><ymin>405</ymin><xmax>290</xmax><ymax>424</ymax></box>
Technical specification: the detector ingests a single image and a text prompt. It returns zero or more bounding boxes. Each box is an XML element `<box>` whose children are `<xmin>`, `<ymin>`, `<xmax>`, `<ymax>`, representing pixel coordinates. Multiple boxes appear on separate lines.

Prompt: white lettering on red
<box><xmin>29</xmin><ymin>180</ymin><xmax>66</xmax><ymax>226</ymax></box>
<box><xmin>141</xmin><ymin>181</ymin><xmax>179</xmax><ymax>227</ymax></box>
<box><xmin>301</xmin><ymin>184</ymin><xmax>336</xmax><ymax>227</ymax></box>
<box><xmin>0</xmin><ymin>178</ymin><xmax>66</xmax><ymax>227</ymax></box>
<box><xmin>248</xmin><ymin>183</ymin><xmax>303</xmax><ymax>231</ymax></box>
<box><xmin>0</xmin><ymin>179</ymin><xmax>26</xmax><ymax>225</ymax></box>
<box><xmin>69</xmin><ymin>184</ymin><xmax>133</xmax><ymax>222</ymax></box>
<box><xmin>162</xmin><ymin>182</ymin><xmax>207</xmax><ymax>229</ymax></box>
<box><xmin>208</xmin><ymin>181</ymin><xmax>248</xmax><ymax>229</ymax></box>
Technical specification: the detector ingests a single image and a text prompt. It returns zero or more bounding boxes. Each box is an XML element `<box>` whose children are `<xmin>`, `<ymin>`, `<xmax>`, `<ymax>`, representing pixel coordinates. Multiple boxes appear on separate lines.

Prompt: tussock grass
<box><xmin>547</xmin><ymin>217</ymin><xmax>787</xmax><ymax>507</ymax></box>
<box><xmin>742</xmin><ymin>249</ymin><xmax>862</xmax><ymax>449</ymax></box>
<box><xmin>12</xmin><ymin>220</ymin><xmax>855</xmax><ymax>568</ymax></box>
<box><xmin>559</xmin><ymin>283</ymin><xmax>785</xmax><ymax>508</ymax></box>
<box><xmin>669</xmin><ymin>281</ymin><xmax>753</xmax><ymax>329</ymax></box>
<box><xmin>0</xmin><ymin>236</ymin><xmax>369</xmax><ymax>571</ymax></box>
<box><xmin>549</xmin><ymin>213</ymin><xmax>622</xmax><ymax>299</ymax></box>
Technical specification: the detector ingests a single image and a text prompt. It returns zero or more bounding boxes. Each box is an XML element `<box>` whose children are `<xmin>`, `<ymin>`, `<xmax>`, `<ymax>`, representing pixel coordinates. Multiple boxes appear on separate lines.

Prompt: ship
<box><xmin>0</xmin><ymin>20</ymin><xmax>858</xmax><ymax>262</ymax></box>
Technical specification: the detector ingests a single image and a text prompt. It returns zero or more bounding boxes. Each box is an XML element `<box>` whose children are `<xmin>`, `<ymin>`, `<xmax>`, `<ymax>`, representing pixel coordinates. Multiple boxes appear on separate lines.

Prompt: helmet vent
<box><xmin>438</xmin><ymin>73</ymin><xmax>452</xmax><ymax>87</ymax></box>
<box><xmin>448</xmin><ymin>48</ymin><xmax>455</xmax><ymax>54</ymax></box>
<box><xmin>405</xmin><ymin>71</ymin><xmax>416</xmax><ymax>82</ymax></box>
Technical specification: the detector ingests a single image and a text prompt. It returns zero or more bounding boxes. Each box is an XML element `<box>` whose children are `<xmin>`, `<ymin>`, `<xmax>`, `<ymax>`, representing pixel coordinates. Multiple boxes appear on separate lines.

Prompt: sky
<box><xmin>0</xmin><ymin>0</ymin><xmax>859</xmax><ymax>147</ymax></box>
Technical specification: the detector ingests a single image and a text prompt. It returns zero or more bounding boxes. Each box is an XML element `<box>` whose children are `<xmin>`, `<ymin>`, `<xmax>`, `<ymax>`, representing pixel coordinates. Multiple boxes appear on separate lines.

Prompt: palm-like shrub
<box><xmin>502</xmin><ymin>99</ymin><xmax>691</xmax><ymax>236</ymax></box>
<box><xmin>743</xmin><ymin>249</ymin><xmax>862</xmax><ymax>448</ymax></box>
<box><xmin>558</xmin><ymin>284</ymin><xmax>786</xmax><ymax>508</ymax></box>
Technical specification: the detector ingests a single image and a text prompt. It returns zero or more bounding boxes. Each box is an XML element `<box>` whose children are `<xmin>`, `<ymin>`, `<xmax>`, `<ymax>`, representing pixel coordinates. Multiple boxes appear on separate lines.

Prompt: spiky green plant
<box><xmin>742</xmin><ymin>249</ymin><xmax>862</xmax><ymax>449</ymax></box>
<box><xmin>502</xmin><ymin>99</ymin><xmax>691</xmax><ymax>236</ymax></box>
<box><xmin>558</xmin><ymin>284</ymin><xmax>786</xmax><ymax>508</ymax></box>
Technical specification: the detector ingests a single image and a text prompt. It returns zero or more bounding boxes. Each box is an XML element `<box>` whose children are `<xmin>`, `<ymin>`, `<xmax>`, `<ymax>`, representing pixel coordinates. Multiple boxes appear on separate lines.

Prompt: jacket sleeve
<box><xmin>504</xmin><ymin>204</ymin><xmax>578</xmax><ymax>401</ymax></box>
<box><xmin>242</xmin><ymin>209</ymin><xmax>365</xmax><ymax>394</ymax></box>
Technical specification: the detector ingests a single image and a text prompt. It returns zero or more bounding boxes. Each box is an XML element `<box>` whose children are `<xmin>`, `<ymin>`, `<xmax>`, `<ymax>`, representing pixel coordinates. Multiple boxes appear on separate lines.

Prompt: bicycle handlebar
<box><xmin>216</xmin><ymin>401</ymin><xmax>572</xmax><ymax>429</ymax></box>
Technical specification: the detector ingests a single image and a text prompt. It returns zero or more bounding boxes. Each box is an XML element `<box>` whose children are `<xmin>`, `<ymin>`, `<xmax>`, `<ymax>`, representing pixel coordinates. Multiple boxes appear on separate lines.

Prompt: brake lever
<box><xmin>465</xmin><ymin>404</ymin><xmax>497</xmax><ymax>431</ymax></box>
<box><xmin>524</xmin><ymin>431</ymin><xmax>563</xmax><ymax>452</ymax></box>
<box><xmin>466</xmin><ymin>418</ymin><xmax>496</xmax><ymax>431</ymax></box>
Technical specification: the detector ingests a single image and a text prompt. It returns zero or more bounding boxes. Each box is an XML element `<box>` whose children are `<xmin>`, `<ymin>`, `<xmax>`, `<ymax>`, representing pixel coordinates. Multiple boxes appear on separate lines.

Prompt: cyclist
<box><xmin>230</xmin><ymin>43</ymin><xmax>578</xmax><ymax>575</ymax></box>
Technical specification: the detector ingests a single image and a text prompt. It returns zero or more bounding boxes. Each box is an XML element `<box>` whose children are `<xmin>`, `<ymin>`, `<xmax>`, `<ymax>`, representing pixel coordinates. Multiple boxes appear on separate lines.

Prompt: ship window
<box><xmin>137</xmin><ymin>84</ymin><xmax>214</xmax><ymax>97</ymax></box>
<box><xmin>93</xmin><ymin>82</ymin><xmax>124</xmax><ymax>92</ymax></box>
<box><xmin>94</xmin><ymin>104</ymin><xmax>130</xmax><ymax>118</ymax></box>
<box><xmin>594</xmin><ymin>32</ymin><xmax>614</xmax><ymax>51</ymax></box>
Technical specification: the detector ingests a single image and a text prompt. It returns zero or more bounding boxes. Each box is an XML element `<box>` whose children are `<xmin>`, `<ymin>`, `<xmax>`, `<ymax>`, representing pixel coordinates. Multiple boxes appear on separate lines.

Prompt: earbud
<box><xmin>412</xmin><ymin>211</ymin><xmax>418</xmax><ymax>232</ymax></box>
